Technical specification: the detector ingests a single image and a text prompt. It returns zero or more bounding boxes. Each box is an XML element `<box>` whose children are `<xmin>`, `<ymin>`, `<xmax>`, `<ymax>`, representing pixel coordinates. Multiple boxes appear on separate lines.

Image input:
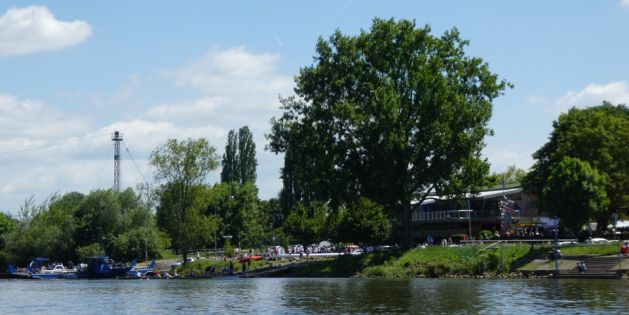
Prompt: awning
<box><xmin>415</xmin><ymin>187</ymin><xmax>523</xmax><ymax>205</ymax></box>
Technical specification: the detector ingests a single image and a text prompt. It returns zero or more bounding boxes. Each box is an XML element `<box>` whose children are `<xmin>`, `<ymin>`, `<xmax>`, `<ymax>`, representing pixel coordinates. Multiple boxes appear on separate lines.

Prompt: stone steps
<box><xmin>556</xmin><ymin>256</ymin><xmax>623</xmax><ymax>279</ymax></box>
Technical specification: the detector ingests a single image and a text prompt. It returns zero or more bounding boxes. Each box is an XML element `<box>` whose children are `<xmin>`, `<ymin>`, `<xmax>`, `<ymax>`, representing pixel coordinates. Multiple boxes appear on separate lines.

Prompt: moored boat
<box><xmin>79</xmin><ymin>256</ymin><xmax>132</xmax><ymax>278</ymax></box>
<box><xmin>1</xmin><ymin>264</ymin><xmax>34</xmax><ymax>279</ymax></box>
<box><xmin>122</xmin><ymin>259</ymin><xmax>156</xmax><ymax>279</ymax></box>
<box><xmin>27</xmin><ymin>258</ymin><xmax>78</xmax><ymax>279</ymax></box>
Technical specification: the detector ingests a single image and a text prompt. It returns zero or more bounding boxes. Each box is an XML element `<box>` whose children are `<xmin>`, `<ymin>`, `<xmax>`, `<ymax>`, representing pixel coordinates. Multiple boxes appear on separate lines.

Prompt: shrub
<box><xmin>224</xmin><ymin>240</ymin><xmax>235</xmax><ymax>258</ymax></box>
<box><xmin>76</xmin><ymin>243</ymin><xmax>104</xmax><ymax>262</ymax></box>
<box><xmin>479</xmin><ymin>230</ymin><xmax>493</xmax><ymax>240</ymax></box>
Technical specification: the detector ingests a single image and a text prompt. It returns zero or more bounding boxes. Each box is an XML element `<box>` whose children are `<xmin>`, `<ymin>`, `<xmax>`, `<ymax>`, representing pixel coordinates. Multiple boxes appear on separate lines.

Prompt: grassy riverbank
<box><xmin>274</xmin><ymin>243</ymin><xmax>623</xmax><ymax>278</ymax></box>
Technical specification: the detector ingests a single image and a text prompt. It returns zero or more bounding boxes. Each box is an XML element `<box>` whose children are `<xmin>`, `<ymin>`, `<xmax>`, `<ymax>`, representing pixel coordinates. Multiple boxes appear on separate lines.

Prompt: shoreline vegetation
<box><xmin>174</xmin><ymin>243</ymin><xmax>628</xmax><ymax>279</ymax></box>
<box><xmin>1</xmin><ymin>19</ymin><xmax>627</xmax><ymax>280</ymax></box>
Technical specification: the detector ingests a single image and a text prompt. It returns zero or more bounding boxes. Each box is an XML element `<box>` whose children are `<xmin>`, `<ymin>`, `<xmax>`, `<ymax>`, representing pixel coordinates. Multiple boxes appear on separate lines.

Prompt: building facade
<box><xmin>404</xmin><ymin>186</ymin><xmax>541</xmax><ymax>243</ymax></box>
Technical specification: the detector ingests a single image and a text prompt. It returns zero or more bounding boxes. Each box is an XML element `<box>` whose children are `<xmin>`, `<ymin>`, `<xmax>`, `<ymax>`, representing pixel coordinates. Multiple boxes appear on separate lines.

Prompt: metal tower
<box><xmin>112</xmin><ymin>131</ymin><xmax>123</xmax><ymax>191</ymax></box>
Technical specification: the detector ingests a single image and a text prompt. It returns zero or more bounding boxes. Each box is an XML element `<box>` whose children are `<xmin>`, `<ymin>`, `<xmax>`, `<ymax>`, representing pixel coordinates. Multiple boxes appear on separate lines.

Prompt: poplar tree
<box><xmin>237</xmin><ymin>126</ymin><xmax>257</xmax><ymax>185</ymax></box>
<box><xmin>221</xmin><ymin>126</ymin><xmax>257</xmax><ymax>185</ymax></box>
<box><xmin>221</xmin><ymin>130</ymin><xmax>238</xmax><ymax>183</ymax></box>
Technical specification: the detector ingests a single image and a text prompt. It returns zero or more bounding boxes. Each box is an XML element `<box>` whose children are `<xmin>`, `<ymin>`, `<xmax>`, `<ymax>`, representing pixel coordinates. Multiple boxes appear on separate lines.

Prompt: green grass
<box><xmin>558</xmin><ymin>243</ymin><xmax>620</xmax><ymax>256</ymax></box>
<box><xmin>362</xmin><ymin>244</ymin><xmax>545</xmax><ymax>277</ymax></box>
<box><xmin>361</xmin><ymin>243</ymin><xmax>623</xmax><ymax>278</ymax></box>
<box><xmin>154</xmin><ymin>249</ymin><xmax>181</xmax><ymax>260</ymax></box>
<box><xmin>285</xmin><ymin>244</ymin><xmax>558</xmax><ymax>278</ymax></box>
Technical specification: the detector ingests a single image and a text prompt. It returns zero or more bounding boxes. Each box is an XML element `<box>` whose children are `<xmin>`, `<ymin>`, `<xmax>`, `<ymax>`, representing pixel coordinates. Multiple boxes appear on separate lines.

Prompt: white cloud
<box><xmin>549</xmin><ymin>81</ymin><xmax>629</xmax><ymax>113</ymax></box>
<box><xmin>0</xmin><ymin>46</ymin><xmax>291</xmax><ymax>213</ymax></box>
<box><xmin>0</xmin><ymin>94</ymin><xmax>98</xmax><ymax>209</ymax></box>
<box><xmin>164</xmin><ymin>46</ymin><xmax>293</xmax><ymax>108</ymax></box>
<box><xmin>0</xmin><ymin>94</ymin><xmax>88</xmax><ymax>148</ymax></box>
<box><xmin>483</xmin><ymin>144</ymin><xmax>534</xmax><ymax>174</ymax></box>
<box><xmin>622</xmin><ymin>0</ymin><xmax>629</xmax><ymax>7</ymax></box>
<box><xmin>154</xmin><ymin>47</ymin><xmax>293</xmax><ymax>201</ymax></box>
<box><xmin>0</xmin><ymin>5</ymin><xmax>92</xmax><ymax>57</ymax></box>
<box><xmin>147</xmin><ymin>97</ymin><xmax>229</xmax><ymax>121</ymax></box>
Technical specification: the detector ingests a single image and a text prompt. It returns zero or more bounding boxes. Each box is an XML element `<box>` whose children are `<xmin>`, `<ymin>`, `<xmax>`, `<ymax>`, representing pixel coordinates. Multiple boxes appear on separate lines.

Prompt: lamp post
<box><xmin>469</xmin><ymin>210</ymin><xmax>473</xmax><ymax>240</ymax></box>
<box><xmin>459</xmin><ymin>209</ymin><xmax>473</xmax><ymax>242</ymax></box>
<box><xmin>554</xmin><ymin>216</ymin><xmax>559</xmax><ymax>275</ymax></box>
<box><xmin>467</xmin><ymin>198</ymin><xmax>472</xmax><ymax>240</ymax></box>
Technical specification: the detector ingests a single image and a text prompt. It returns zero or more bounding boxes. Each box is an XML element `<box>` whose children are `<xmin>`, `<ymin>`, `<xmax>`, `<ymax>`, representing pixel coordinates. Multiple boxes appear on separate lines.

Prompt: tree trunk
<box><xmin>596</xmin><ymin>215</ymin><xmax>609</xmax><ymax>233</ymax></box>
<box><xmin>402</xmin><ymin>202</ymin><xmax>412</xmax><ymax>248</ymax></box>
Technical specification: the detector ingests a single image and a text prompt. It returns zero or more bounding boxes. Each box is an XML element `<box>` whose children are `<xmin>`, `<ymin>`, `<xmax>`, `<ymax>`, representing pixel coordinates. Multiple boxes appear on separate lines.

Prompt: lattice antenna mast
<box><xmin>112</xmin><ymin>131</ymin><xmax>123</xmax><ymax>191</ymax></box>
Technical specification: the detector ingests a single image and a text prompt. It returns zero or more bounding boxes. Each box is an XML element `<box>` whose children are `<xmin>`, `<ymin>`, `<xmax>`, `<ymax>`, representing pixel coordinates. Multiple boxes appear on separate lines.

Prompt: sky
<box><xmin>1</xmin><ymin>0</ymin><xmax>628</xmax><ymax>214</ymax></box>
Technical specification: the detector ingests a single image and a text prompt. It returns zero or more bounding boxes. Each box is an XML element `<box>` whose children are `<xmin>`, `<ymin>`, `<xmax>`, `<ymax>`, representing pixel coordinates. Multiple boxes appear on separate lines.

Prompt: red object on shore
<box><xmin>621</xmin><ymin>243</ymin><xmax>629</xmax><ymax>255</ymax></box>
<box><xmin>238</xmin><ymin>255</ymin><xmax>264</xmax><ymax>263</ymax></box>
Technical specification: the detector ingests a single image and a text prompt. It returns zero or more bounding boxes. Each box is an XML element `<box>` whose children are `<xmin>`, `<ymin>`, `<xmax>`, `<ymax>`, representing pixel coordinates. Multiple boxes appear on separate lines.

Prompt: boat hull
<box><xmin>32</xmin><ymin>272</ymin><xmax>80</xmax><ymax>280</ymax></box>
<box><xmin>0</xmin><ymin>272</ymin><xmax>34</xmax><ymax>279</ymax></box>
<box><xmin>79</xmin><ymin>267</ymin><xmax>133</xmax><ymax>279</ymax></box>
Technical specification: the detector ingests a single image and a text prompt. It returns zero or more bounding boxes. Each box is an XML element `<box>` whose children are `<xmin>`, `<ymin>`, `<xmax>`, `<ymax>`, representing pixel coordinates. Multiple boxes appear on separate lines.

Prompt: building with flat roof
<box><xmin>400</xmin><ymin>185</ymin><xmax>542</xmax><ymax>243</ymax></box>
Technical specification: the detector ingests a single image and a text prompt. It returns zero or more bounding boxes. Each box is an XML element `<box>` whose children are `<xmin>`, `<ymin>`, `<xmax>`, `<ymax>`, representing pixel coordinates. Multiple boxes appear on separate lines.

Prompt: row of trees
<box><xmin>0</xmin><ymin>126</ymin><xmax>394</xmax><ymax>269</ymax></box>
<box><xmin>150</xmin><ymin>127</ymin><xmax>392</xmax><ymax>262</ymax></box>
<box><xmin>0</xmin><ymin>189</ymin><xmax>170</xmax><ymax>266</ymax></box>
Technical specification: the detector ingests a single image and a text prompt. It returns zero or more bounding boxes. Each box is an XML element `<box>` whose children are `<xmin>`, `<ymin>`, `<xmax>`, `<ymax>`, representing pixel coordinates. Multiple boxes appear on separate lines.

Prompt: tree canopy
<box><xmin>542</xmin><ymin>157</ymin><xmax>609</xmax><ymax>233</ymax></box>
<box><xmin>524</xmin><ymin>103</ymin><xmax>629</xmax><ymax>227</ymax></box>
<box><xmin>237</xmin><ymin>126</ymin><xmax>257</xmax><ymax>185</ymax></box>
<box><xmin>150</xmin><ymin>138</ymin><xmax>219</xmax><ymax>260</ymax></box>
<box><xmin>268</xmin><ymin>18</ymin><xmax>510</xmax><ymax>244</ymax></box>
<box><xmin>221</xmin><ymin>126</ymin><xmax>257</xmax><ymax>185</ymax></box>
<box><xmin>283</xmin><ymin>201</ymin><xmax>330</xmax><ymax>246</ymax></box>
<box><xmin>337</xmin><ymin>197</ymin><xmax>392</xmax><ymax>245</ymax></box>
<box><xmin>1</xmin><ymin>189</ymin><xmax>170</xmax><ymax>266</ymax></box>
<box><xmin>204</xmin><ymin>181</ymin><xmax>263</xmax><ymax>248</ymax></box>
<box><xmin>221</xmin><ymin>130</ymin><xmax>239</xmax><ymax>183</ymax></box>
<box><xmin>486</xmin><ymin>165</ymin><xmax>527</xmax><ymax>187</ymax></box>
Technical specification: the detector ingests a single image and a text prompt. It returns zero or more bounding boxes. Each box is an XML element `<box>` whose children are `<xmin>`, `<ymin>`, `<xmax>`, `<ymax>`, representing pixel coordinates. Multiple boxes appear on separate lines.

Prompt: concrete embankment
<box><xmin>519</xmin><ymin>255</ymin><xmax>629</xmax><ymax>279</ymax></box>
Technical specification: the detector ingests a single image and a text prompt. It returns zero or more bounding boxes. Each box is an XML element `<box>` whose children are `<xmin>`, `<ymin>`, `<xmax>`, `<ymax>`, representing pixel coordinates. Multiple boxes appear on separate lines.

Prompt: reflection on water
<box><xmin>0</xmin><ymin>278</ymin><xmax>627</xmax><ymax>314</ymax></box>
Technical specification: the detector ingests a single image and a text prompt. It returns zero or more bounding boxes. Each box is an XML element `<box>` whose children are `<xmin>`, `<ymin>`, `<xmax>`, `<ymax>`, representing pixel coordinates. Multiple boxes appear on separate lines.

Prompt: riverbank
<box><xmin>259</xmin><ymin>243</ymin><xmax>629</xmax><ymax>279</ymax></box>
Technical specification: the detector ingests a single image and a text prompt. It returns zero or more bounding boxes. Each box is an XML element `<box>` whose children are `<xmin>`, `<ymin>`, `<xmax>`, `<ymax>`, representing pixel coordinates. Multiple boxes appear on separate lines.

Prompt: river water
<box><xmin>0</xmin><ymin>278</ymin><xmax>627</xmax><ymax>314</ymax></box>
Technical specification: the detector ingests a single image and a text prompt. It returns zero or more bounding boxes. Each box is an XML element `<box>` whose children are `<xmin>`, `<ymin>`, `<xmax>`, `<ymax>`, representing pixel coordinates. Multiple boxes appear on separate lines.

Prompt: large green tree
<box><xmin>283</xmin><ymin>201</ymin><xmax>330</xmax><ymax>246</ymax></box>
<box><xmin>150</xmin><ymin>138</ymin><xmax>219</xmax><ymax>261</ymax></box>
<box><xmin>268</xmin><ymin>18</ymin><xmax>509</xmax><ymax>244</ymax></box>
<box><xmin>337</xmin><ymin>197</ymin><xmax>392</xmax><ymax>245</ymax></box>
<box><xmin>204</xmin><ymin>182</ymin><xmax>263</xmax><ymax>248</ymax></box>
<box><xmin>543</xmin><ymin>157</ymin><xmax>609</xmax><ymax>234</ymax></box>
<box><xmin>524</xmin><ymin>103</ymin><xmax>629</xmax><ymax>228</ymax></box>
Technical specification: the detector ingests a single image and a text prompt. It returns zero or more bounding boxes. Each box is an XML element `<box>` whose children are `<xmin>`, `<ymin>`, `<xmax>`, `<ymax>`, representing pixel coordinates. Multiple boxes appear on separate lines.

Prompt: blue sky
<box><xmin>1</xmin><ymin>0</ymin><xmax>628</xmax><ymax>213</ymax></box>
